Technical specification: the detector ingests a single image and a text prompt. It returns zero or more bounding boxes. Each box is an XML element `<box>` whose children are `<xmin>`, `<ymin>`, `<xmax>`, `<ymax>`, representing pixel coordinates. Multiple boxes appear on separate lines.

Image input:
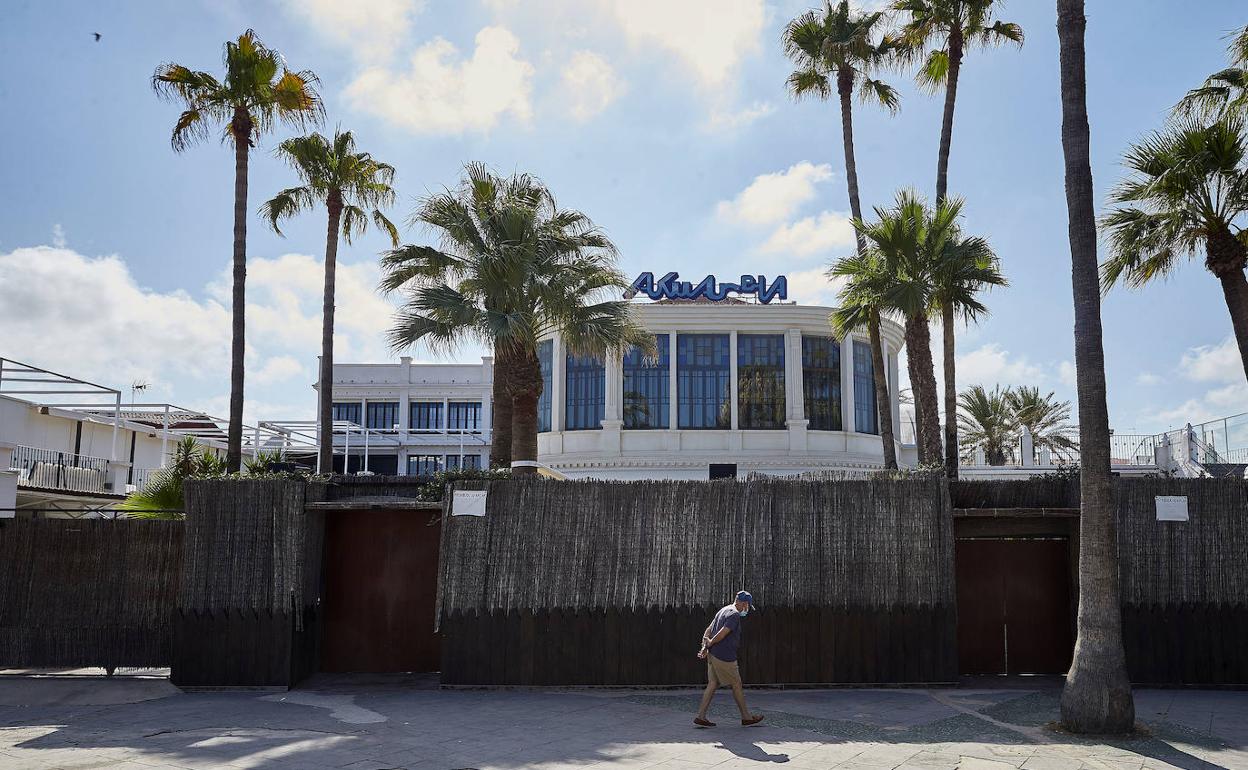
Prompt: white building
<box><xmin>330</xmin><ymin>297</ymin><xmax>908</xmax><ymax>480</ymax></box>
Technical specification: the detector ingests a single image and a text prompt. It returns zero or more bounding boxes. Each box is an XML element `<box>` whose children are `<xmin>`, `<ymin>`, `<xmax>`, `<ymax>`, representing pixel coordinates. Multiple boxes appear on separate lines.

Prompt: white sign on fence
<box><xmin>451</xmin><ymin>489</ymin><xmax>488</xmax><ymax>517</ymax></box>
<box><xmin>1155</xmin><ymin>495</ymin><xmax>1189</xmax><ymax>522</ymax></box>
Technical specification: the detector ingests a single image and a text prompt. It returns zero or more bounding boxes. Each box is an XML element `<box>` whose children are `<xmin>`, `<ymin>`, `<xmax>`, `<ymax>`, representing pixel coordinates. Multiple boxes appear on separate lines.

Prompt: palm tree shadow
<box><xmin>715</xmin><ymin>737</ymin><xmax>790</xmax><ymax>763</ymax></box>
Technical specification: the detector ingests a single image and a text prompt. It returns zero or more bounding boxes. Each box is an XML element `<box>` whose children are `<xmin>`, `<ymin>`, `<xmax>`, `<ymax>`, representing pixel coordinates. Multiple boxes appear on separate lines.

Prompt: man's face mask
<box><xmin>739</xmin><ymin>608</ymin><xmax>749</xmax><ymax>617</ymax></box>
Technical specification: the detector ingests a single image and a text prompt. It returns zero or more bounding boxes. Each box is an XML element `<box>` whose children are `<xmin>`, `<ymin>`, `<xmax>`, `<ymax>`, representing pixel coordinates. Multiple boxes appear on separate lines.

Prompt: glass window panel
<box><xmin>448</xmin><ymin>401</ymin><xmax>482</xmax><ymax>432</ymax></box>
<box><xmin>802</xmin><ymin>337</ymin><xmax>842</xmax><ymax>431</ymax></box>
<box><xmin>623</xmin><ymin>335</ymin><xmax>670</xmax><ymax>430</ymax></box>
<box><xmin>854</xmin><ymin>339</ymin><xmax>878</xmax><ymax>435</ymax></box>
<box><xmin>538</xmin><ymin>340</ymin><xmax>552</xmax><ymax>433</ymax></box>
<box><xmin>331</xmin><ymin>402</ymin><xmax>361</xmax><ymax>425</ymax></box>
<box><xmin>366</xmin><ymin>401</ymin><xmax>400</xmax><ymax>431</ymax></box>
<box><xmin>677</xmin><ymin>334</ymin><xmax>730</xmax><ymax>429</ymax></box>
<box><xmin>738</xmin><ymin>334</ymin><xmax>786</xmax><ymax>430</ymax></box>
<box><xmin>565</xmin><ymin>353</ymin><xmax>605</xmax><ymax>431</ymax></box>
<box><xmin>409</xmin><ymin>401</ymin><xmax>443</xmax><ymax>431</ymax></box>
<box><xmin>445</xmin><ymin>454</ymin><xmax>481</xmax><ymax>471</ymax></box>
<box><xmin>406</xmin><ymin>454</ymin><xmax>442</xmax><ymax>477</ymax></box>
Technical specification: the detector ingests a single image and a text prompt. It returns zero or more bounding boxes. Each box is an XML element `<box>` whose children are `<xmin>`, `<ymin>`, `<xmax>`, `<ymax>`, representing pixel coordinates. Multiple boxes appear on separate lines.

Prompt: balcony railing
<box><xmin>8</xmin><ymin>445</ymin><xmax>110</xmax><ymax>494</ymax></box>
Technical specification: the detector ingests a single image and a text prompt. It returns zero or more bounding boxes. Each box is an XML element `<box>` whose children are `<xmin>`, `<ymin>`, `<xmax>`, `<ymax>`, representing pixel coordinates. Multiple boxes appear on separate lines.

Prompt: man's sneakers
<box><xmin>741</xmin><ymin>714</ymin><xmax>765</xmax><ymax>726</ymax></box>
<box><xmin>693</xmin><ymin>717</ymin><xmax>716</xmax><ymax>727</ymax></box>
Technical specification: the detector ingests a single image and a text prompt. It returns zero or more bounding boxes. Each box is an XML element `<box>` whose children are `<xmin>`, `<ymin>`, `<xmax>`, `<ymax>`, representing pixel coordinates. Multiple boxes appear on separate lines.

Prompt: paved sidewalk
<box><xmin>0</xmin><ymin>675</ymin><xmax>1244</xmax><ymax>769</ymax></box>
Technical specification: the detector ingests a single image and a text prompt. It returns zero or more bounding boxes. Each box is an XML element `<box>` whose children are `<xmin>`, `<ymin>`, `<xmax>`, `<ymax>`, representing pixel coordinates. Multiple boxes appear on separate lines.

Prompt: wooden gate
<box><xmin>955</xmin><ymin>537</ymin><xmax>1073</xmax><ymax>675</ymax></box>
<box><xmin>320</xmin><ymin>507</ymin><xmax>441</xmax><ymax>673</ymax></box>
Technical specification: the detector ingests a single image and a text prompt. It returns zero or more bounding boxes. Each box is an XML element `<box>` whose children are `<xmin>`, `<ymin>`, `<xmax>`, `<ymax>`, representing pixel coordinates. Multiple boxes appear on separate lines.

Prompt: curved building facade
<box><xmin>536</xmin><ymin>301</ymin><xmax>906</xmax><ymax>480</ymax></box>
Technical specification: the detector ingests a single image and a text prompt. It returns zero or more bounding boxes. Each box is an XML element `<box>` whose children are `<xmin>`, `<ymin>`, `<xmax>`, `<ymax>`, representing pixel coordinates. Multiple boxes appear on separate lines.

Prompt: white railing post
<box><xmin>1020</xmin><ymin>427</ymin><xmax>1034</xmax><ymax>467</ymax></box>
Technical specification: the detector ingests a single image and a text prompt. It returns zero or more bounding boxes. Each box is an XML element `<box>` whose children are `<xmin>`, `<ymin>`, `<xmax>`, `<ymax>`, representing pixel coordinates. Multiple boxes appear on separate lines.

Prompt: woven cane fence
<box><xmin>0</xmin><ymin>518</ymin><xmax>183</xmax><ymax>668</ymax></box>
<box><xmin>438</xmin><ymin>477</ymin><xmax>957</xmax><ymax>686</ymax></box>
<box><xmin>1115</xmin><ymin>477</ymin><xmax>1248</xmax><ymax>684</ymax></box>
<box><xmin>174</xmin><ymin>478</ymin><xmax>324</xmax><ymax>687</ymax></box>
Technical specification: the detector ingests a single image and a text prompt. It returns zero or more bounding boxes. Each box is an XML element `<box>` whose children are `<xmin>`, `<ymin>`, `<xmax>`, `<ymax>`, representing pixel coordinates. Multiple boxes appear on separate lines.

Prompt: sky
<box><xmin>1</xmin><ymin>0</ymin><xmax>1245</xmax><ymax>435</ymax></box>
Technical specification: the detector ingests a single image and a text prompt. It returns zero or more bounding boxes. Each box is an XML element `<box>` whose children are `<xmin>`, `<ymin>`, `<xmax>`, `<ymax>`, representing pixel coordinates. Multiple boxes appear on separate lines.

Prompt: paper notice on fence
<box><xmin>452</xmin><ymin>489</ymin><xmax>488</xmax><ymax>517</ymax></box>
<box><xmin>1155</xmin><ymin>495</ymin><xmax>1189</xmax><ymax>522</ymax></box>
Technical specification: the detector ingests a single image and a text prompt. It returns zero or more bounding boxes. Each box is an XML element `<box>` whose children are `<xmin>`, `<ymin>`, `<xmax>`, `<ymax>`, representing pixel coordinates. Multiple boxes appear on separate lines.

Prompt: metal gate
<box><xmin>955</xmin><ymin>537</ymin><xmax>1073</xmax><ymax>675</ymax></box>
<box><xmin>320</xmin><ymin>508</ymin><xmax>441</xmax><ymax>673</ymax></box>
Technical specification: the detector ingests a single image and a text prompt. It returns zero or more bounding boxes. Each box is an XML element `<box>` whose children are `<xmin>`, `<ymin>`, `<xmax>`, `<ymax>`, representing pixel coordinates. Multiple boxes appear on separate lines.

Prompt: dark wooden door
<box><xmin>321</xmin><ymin>509</ymin><xmax>441</xmax><ymax>672</ymax></box>
<box><xmin>956</xmin><ymin>538</ymin><xmax>1072</xmax><ymax>675</ymax></box>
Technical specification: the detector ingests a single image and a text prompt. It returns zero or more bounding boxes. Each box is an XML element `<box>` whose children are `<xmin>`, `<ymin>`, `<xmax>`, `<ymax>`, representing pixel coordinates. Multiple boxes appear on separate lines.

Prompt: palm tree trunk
<box><xmin>226</xmin><ymin>110</ymin><xmax>252</xmax><ymax>474</ymax></box>
<box><xmin>936</xmin><ymin>29</ymin><xmax>963</xmax><ymax>204</ymax></box>
<box><xmin>509</xmin><ymin>347</ymin><xmax>544</xmax><ymax>477</ymax></box>
<box><xmin>941</xmin><ymin>303</ymin><xmax>958</xmax><ymax>478</ymax></box>
<box><xmin>1057</xmin><ymin>0</ymin><xmax>1135</xmax><ymax>734</ymax></box>
<box><xmin>317</xmin><ymin>192</ymin><xmax>343</xmax><ymax>473</ymax></box>
<box><xmin>905</xmin><ymin>315</ymin><xmax>943</xmax><ymax>466</ymax></box>
<box><xmin>1206</xmin><ymin>229</ymin><xmax>1248</xmax><ymax>383</ymax></box>
<box><xmin>869</xmin><ymin>313</ymin><xmax>897</xmax><ymax>469</ymax></box>
<box><xmin>839</xmin><ymin>68</ymin><xmax>895</xmax><ymax>467</ymax></box>
<box><xmin>490</xmin><ymin>345</ymin><xmax>513</xmax><ymax>469</ymax></box>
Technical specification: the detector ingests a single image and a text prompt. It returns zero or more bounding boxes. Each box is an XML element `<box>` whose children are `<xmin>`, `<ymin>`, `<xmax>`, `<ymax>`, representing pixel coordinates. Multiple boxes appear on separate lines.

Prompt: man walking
<box><xmin>694</xmin><ymin>590</ymin><xmax>764</xmax><ymax>727</ymax></box>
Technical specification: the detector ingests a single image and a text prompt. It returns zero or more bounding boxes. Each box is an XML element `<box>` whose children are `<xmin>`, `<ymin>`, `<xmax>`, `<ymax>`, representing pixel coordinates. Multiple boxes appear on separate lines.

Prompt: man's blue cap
<box><xmin>736</xmin><ymin>590</ymin><xmax>753</xmax><ymax>604</ymax></box>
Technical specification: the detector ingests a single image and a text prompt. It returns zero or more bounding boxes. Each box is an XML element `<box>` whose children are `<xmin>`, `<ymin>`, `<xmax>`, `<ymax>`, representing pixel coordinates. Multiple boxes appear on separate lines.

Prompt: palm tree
<box><xmin>855</xmin><ymin>190</ymin><xmax>962</xmax><ymax>466</ymax></box>
<box><xmin>1101</xmin><ymin>118</ymin><xmax>1248</xmax><ymax>384</ymax></box>
<box><xmin>119</xmin><ymin>436</ymin><xmax>226</xmax><ymax>518</ymax></box>
<box><xmin>784</xmin><ymin>2</ymin><xmax>901</xmax><ymax>461</ymax></box>
<box><xmin>380</xmin><ymin>164</ymin><xmax>649</xmax><ymax>476</ymax></box>
<box><xmin>956</xmin><ymin>385</ymin><xmax>1015</xmax><ymax>465</ymax></box>
<box><xmin>1176</xmin><ymin>24</ymin><xmax>1248</xmax><ymax>120</ymax></box>
<box><xmin>892</xmin><ymin>0</ymin><xmax>1023</xmax><ymax>203</ymax></box>
<box><xmin>933</xmin><ymin>227</ymin><xmax>1006</xmax><ymax>478</ymax></box>
<box><xmin>1006</xmin><ymin>386</ymin><xmax>1077</xmax><ymax>461</ymax></box>
<box><xmin>829</xmin><ymin>251</ymin><xmax>898</xmax><ymax>468</ymax></box>
<box><xmin>261</xmin><ymin>130</ymin><xmax>400</xmax><ymax>473</ymax></box>
<box><xmin>1056</xmin><ymin>0</ymin><xmax>1135</xmax><ymax>734</ymax></box>
<box><xmin>153</xmin><ymin>31</ymin><xmax>322</xmax><ymax>472</ymax></box>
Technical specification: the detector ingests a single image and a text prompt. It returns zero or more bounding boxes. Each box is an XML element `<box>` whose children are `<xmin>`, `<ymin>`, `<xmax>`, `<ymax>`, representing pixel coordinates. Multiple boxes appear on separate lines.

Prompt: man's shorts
<box><xmin>707</xmin><ymin>653</ymin><xmax>742</xmax><ymax>687</ymax></box>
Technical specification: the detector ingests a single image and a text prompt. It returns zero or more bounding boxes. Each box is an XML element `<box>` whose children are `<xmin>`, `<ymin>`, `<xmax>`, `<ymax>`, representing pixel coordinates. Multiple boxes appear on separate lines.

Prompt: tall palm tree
<box><xmin>153</xmin><ymin>31</ymin><xmax>322</xmax><ymax>472</ymax></box>
<box><xmin>261</xmin><ymin>130</ymin><xmax>400</xmax><ymax>473</ymax></box>
<box><xmin>783</xmin><ymin>1</ymin><xmax>901</xmax><ymax>459</ymax></box>
<box><xmin>1056</xmin><ymin>0</ymin><xmax>1135</xmax><ymax>734</ymax></box>
<box><xmin>892</xmin><ymin>0</ymin><xmax>1023</xmax><ymax>203</ymax></box>
<box><xmin>1006</xmin><ymin>385</ymin><xmax>1077</xmax><ymax>461</ymax></box>
<box><xmin>856</xmin><ymin>190</ymin><xmax>962</xmax><ymax>466</ymax></box>
<box><xmin>1101</xmin><ymin>118</ymin><xmax>1248</xmax><ymax>385</ymax></box>
<box><xmin>829</xmin><ymin>251</ymin><xmax>898</xmax><ymax>468</ymax></box>
<box><xmin>380</xmin><ymin>164</ymin><xmax>649</xmax><ymax>476</ymax></box>
<box><xmin>1176</xmin><ymin>24</ymin><xmax>1248</xmax><ymax>120</ymax></box>
<box><xmin>956</xmin><ymin>384</ymin><xmax>1015</xmax><ymax>465</ymax></box>
<box><xmin>933</xmin><ymin>227</ymin><xmax>1006</xmax><ymax>478</ymax></box>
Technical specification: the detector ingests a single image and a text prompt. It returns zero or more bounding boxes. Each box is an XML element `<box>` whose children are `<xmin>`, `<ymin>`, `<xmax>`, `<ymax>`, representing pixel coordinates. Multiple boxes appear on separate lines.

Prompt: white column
<box><xmin>604</xmin><ymin>350</ymin><xmax>622</xmax><ymax>422</ymax></box>
<box><xmin>785</xmin><ymin>329</ymin><xmax>803</xmax><ymax>422</ymax></box>
<box><xmin>399</xmin><ymin>357</ymin><xmax>412</xmax><ymax>433</ymax></box>
<box><xmin>729</xmin><ymin>331</ymin><xmax>739</xmax><ymax>431</ymax></box>
<box><xmin>552</xmin><ymin>336</ymin><xmax>565</xmax><ymax>432</ymax></box>
<box><xmin>888</xmin><ymin>345</ymin><xmax>901</xmax><ymax>443</ymax></box>
<box><xmin>668</xmin><ymin>332</ymin><xmax>679</xmax><ymax>443</ymax></box>
<box><xmin>841</xmin><ymin>335</ymin><xmax>856</xmax><ymax>433</ymax></box>
<box><xmin>481</xmin><ymin>356</ymin><xmax>494</xmax><ymax>437</ymax></box>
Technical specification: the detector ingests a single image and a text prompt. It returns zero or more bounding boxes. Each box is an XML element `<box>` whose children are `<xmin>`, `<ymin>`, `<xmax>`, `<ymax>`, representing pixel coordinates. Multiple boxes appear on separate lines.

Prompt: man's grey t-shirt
<box><xmin>708</xmin><ymin>604</ymin><xmax>743</xmax><ymax>662</ymax></box>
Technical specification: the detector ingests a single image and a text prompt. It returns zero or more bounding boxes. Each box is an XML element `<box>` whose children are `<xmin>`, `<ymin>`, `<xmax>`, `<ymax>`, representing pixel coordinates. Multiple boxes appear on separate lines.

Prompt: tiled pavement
<box><xmin>0</xmin><ymin>675</ymin><xmax>1245</xmax><ymax>769</ymax></box>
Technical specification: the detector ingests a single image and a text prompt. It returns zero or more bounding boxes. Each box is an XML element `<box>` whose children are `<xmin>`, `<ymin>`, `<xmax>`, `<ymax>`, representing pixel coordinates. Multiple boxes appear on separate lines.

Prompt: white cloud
<box><xmin>51</xmin><ymin>224</ymin><xmax>67</xmax><ymax>249</ymax></box>
<box><xmin>253</xmin><ymin>355</ymin><xmax>308</xmax><ymax>385</ymax></box>
<box><xmin>284</xmin><ymin>0</ymin><xmax>423</xmax><ymax>61</ymax></box>
<box><xmin>955</xmin><ymin>343</ymin><xmax>1048</xmax><ymax>389</ymax></box>
<box><xmin>344</xmin><ymin>26</ymin><xmax>535</xmax><ymax>135</ymax></box>
<box><xmin>1058</xmin><ymin>360</ymin><xmax>1076</xmax><ymax>387</ymax></box>
<box><xmin>560</xmin><ymin>50</ymin><xmax>625</xmax><ymax>121</ymax></box>
<box><xmin>1136</xmin><ymin>371</ymin><xmax>1162</xmax><ymax>386</ymax></box>
<box><xmin>605</xmin><ymin>0</ymin><xmax>766</xmax><ymax>89</ymax></box>
<box><xmin>716</xmin><ymin>162</ymin><xmax>833</xmax><ymax>227</ymax></box>
<box><xmin>1180</xmin><ymin>337</ymin><xmax>1242</xmax><ymax>383</ymax></box>
<box><xmin>707</xmin><ymin>100</ymin><xmax>775</xmax><ymax>131</ymax></box>
<box><xmin>760</xmin><ymin>211</ymin><xmax>857</xmax><ymax>256</ymax></box>
<box><xmin>783</xmin><ymin>266</ymin><xmax>846</xmax><ymax>307</ymax></box>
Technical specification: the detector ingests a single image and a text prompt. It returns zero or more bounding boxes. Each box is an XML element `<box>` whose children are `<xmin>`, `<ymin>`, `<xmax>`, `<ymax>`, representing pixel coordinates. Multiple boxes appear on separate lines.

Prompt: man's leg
<box><xmin>696</xmin><ymin>664</ymin><xmax>718</xmax><ymax>720</ymax></box>
<box><xmin>728</xmin><ymin>680</ymin><xmax>751</xmax><ymax>719</ymax></box>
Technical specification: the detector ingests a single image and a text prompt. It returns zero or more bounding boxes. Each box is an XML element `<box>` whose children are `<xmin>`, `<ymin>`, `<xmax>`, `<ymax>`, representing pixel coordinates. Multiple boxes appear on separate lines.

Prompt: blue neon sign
<box><xmin>624</xmin><ymin>272</ymin><xmax>788</xmax><ymax>304</ymax></box>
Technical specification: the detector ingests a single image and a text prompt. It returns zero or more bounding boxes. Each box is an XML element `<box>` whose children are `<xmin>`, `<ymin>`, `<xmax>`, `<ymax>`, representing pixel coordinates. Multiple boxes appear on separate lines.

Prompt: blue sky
<box><xmin>1</xmin><ymin>0</ymin><xmax>1245</xmax><ymax>433</ymax></box>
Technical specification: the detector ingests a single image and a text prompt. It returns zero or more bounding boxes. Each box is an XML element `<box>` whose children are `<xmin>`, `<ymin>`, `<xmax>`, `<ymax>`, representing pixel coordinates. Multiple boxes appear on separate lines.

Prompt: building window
<box><xmin>623</xmin><ymin>335</ymin><xmax>669</xmax><ymax>430</ymax></box>
<box><xmin>565</xmin><ymin>353</ymin><xmax>605</xmax><ymax>431</ymax></box>
<box><xmin>331</xmin><ymin>402</ymin><xmax>362</xmax><ymax>425</ymax></box>
<box><xmin>448</xmin><ymin>401</ymin><xmax>482</xmax><ymax>432</ymax></box>
<box><xmin>678</xmin><ymin>334</ymin><xmax>730</xmax><ymax>429</ymax></box>
<box><xmin>738</xmin><ymin>334</ymin><xmax>786</xmax><ymax>430</ymax></box>
<box><xmin>853</xmin><ymin>339</ymin><xmax>878</xmax><ymax>434</ymax></box>
<box><xmin>366</xmin><ymin>401</ymin><xmax>400</xmax><ymax>431</ymax></box>
<box><xmin>446</xmin><ymin>454</ymin><xmax>481</xmax><ymax>470</ymax></box>
<box><xmin>538</xmin><ymin>340</ymin><xmax>552</xmax><ymax>433</ymax></box>
<box><xmin>410</xmin><ymin>401</ymin><xmax>443</xmax><ymax>431</ymax></box>
<box><xmin>802</xmin><ymin>337</ymin><xmax>841</xmax><ymax>431</ymax></box>
<box><xmin>407</xmin><ymin>454</ymin><xmax>442</xmax><ymax>477</ymax></box>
